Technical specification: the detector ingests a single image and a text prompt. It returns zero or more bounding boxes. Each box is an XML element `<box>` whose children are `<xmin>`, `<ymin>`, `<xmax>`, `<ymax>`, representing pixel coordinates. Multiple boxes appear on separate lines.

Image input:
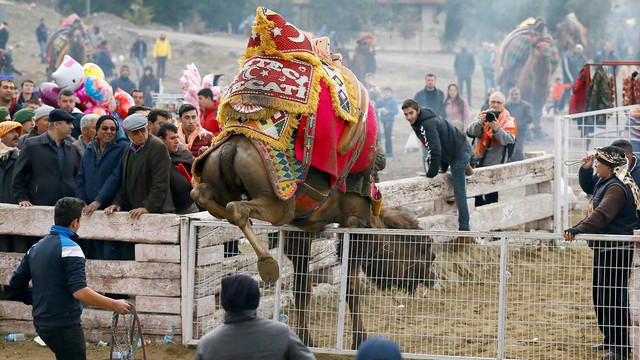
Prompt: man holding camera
<box><xmin>466</xmin><ymin>91</ymin><xmax>517</xmax><ymax>206</ymax></box>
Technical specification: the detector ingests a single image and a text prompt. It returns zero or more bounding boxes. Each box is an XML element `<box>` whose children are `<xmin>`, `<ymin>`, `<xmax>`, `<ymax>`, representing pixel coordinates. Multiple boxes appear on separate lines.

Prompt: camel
<box><xmin>555</xmin><ymin>13</ymin><xmax>587</xmax><ymax>54</ymax></box>
<box><xmin>190</xmin><ymin>7</ymin><xmax>435</xmax><ymax>348</ymax></box>
<box><xmin>497</xmin><ymin>17</ymin><xmax>559</xmax><ymax>122</ymax></box>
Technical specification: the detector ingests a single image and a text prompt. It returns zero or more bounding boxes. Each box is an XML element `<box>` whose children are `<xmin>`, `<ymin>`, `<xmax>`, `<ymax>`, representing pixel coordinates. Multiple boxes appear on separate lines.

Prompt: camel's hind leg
<box><xmin>283</xmin><ymin>231</ymin><xmax>317</xmax><ymax>347</ymax></box>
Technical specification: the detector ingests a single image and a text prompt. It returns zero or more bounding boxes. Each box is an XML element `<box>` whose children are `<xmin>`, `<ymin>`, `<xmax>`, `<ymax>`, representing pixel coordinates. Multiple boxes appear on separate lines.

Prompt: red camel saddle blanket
<box><xmin>226</xmin><ymin>56</ymin><xmax>315</xmax><ymax>105</ymax></box>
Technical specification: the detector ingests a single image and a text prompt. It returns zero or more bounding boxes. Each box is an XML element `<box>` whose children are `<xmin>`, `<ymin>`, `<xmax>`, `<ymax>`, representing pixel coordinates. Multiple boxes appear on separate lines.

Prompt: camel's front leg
<box><xmin>226</xmin><ymin>198</ymin><xmax>295</xmax><ymax>283</ymax></box>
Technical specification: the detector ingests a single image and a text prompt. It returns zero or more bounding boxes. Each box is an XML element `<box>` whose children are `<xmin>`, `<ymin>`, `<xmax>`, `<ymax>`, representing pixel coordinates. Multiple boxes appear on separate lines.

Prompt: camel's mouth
<box><xmin>231</xmin><ymin>102</ymin><xmax>265</xmax><ymax>114</ymax></box>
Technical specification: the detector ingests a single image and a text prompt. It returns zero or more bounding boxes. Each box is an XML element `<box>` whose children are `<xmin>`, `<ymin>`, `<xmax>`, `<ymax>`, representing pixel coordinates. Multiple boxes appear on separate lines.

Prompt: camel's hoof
<box><xmin>257</xmin><ymin>257</ymin><xmax>280</xmax><ymax>283</ymax></box>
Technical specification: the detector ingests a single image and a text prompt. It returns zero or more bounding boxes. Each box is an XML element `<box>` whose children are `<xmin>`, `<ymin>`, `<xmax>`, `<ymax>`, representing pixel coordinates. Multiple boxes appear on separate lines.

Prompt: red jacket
<box><xmin>570</xmin><ymin>65</ymin><xmax>591</xmax><ymax>114</ymax></box>
<box><xmin>200</xmin><ymin>101</ymin><xmax>220</xmax><ymax>136</ymax></box>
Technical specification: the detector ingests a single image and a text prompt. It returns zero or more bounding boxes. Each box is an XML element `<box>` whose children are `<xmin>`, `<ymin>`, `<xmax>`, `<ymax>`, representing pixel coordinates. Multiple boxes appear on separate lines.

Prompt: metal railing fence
<box><xmin>184</xmin><ymin>221</ymin><xmax>638</xmax><ymax>360</ymax></box>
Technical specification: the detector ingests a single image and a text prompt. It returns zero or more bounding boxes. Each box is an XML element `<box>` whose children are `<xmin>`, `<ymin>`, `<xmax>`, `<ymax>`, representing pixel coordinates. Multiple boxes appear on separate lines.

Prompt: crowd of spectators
<box><xmin>0</xmin><ymin>74</ymin><xmax>222</xmax><ymax>261</ymax></box>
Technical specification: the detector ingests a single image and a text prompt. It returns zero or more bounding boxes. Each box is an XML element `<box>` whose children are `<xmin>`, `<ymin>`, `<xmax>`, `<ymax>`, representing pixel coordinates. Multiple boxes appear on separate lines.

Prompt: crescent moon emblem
<box><xmin>284</xmin><ymin>21</ymin><xmax>306</xmax><ymax>43</ymax></box>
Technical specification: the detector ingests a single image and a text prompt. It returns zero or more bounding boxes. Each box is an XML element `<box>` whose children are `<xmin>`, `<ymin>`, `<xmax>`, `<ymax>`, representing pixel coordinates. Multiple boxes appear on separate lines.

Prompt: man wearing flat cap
<box><xmin>13</xmin><ymin>109</ymin><xmax>79</xmax><ymax>207</ymax></box>
<box><xmin>194</xmin><ymin>274</ymin><xmax>315</xmax><ymax>360</ymax></box>
<box><xmin>18</xmin><ymin>105</ymin><xmax>55</xmax><ymax>149</ymax></box>
<box><xmin>105</xmin><ymin>113</ymin><xmax>174</xmax><ymax>225</ymax></box>
<box><xmin>564</xmin><ymin>146</ymin><xmax>640</xmax><ymax>360</ymax></box>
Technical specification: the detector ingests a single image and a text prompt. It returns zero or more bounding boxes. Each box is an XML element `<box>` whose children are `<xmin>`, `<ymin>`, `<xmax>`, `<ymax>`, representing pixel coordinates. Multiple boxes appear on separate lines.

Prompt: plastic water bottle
<box><xmin>5</xmin><ymin>333</ymin><xmax>27</xmax><ymax>342</ymax></box>
<box><xmin>163</xmin><ymin>324</ymin><xmax>175</xmax><ymax>344</ymax></box>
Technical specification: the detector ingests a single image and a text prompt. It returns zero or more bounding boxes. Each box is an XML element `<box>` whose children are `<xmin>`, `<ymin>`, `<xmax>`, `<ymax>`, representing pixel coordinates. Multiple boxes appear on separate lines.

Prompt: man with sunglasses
<box><xmin>75</xmin><ymin>115</ymin><xmax>128</xmax><ymax>259</ymax></box>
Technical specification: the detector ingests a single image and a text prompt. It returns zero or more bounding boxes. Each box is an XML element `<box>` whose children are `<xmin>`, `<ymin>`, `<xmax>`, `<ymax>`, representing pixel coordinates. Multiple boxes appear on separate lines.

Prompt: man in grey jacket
<box><xmin>466</xmin><ymin>91</ymin><xmax>516</xmax><ymax>206</ymax></box>
<box><xmin>194</xmin><ymin>274</ymin><xmax>315</xmax><ymax>360</ymax></box>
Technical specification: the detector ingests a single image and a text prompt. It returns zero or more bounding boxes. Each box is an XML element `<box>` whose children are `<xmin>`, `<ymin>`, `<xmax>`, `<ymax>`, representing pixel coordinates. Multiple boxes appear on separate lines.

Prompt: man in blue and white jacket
<box><xmin>10</xmin><ymin>197</ymin><xmax>130</xmax><ymax>360</ymax></box>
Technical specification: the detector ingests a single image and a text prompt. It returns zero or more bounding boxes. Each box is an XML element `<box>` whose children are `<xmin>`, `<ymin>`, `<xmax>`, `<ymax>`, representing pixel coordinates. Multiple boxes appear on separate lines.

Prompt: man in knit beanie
<box><xmin>12</xmin><ymin>108</ymin><xmax>35</xmax><ymax>135</ymax></box>
<box><xmin>194</xmin><ymin>274</ymin><xmax>315</xmax><ymax>360</ymax></box>
<box><xmin>0</xmin><ymin>106</ymin><xmax>9</xmax><ymax>121</ymax></box>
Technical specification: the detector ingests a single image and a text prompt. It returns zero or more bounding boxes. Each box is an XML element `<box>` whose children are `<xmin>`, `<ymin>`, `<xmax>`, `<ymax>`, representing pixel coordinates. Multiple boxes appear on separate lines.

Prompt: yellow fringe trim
<box><xmin>215</xmin><ymin>7</ymin><xmax>361</xmax><ymax>150</ymax></box>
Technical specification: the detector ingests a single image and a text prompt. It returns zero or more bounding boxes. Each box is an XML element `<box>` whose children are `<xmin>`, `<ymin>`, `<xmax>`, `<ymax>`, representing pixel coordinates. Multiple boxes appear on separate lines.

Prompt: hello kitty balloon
<box><xmin>51</xmin><ymin>55</ymin><xmax>85</xmax><ymax>92</ymax></box>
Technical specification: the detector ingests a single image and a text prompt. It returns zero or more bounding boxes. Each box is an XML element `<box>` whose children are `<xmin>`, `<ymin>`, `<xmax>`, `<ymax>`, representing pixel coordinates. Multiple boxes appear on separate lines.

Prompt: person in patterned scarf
<box><xmin>176</xmin><ymin>103</ymin><xmax>213</xmax><ymax>157</ymax></box>
<box><xmin>564</xmin><ymin>146</ymin><xmax>639</xmax><ymax>360</ymax></box>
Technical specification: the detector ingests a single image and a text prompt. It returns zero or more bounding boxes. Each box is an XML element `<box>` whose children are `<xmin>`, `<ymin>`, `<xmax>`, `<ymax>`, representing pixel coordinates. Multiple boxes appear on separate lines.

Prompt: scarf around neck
<box><xmin>473</xmin><ymin>109</ymin><xmax>517</xmax><ymax>157</ymax></box>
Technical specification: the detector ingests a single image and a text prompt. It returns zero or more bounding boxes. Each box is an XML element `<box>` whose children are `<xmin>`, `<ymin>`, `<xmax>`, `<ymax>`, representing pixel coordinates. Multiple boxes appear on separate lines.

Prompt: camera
<box><xmin>485</xmin><ymin>109</ymin><xmax>500</xmax><ymax>122</ymax></box>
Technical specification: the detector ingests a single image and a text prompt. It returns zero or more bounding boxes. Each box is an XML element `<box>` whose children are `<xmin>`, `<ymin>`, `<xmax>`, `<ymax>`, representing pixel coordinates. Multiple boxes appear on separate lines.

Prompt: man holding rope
<box><xmin>564</xmin><ymin>146</ymin><xmax>640</xmax><ymax>360</ymax></box>
<box><xmin>9</xmin><ymin>197</ymin><xmax>130</xmax><ymax>360</ymax></box>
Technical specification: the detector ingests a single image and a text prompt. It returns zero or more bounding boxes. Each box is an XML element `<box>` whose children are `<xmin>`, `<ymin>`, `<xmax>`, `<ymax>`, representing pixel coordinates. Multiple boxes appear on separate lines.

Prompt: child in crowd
<box><xmin>547</xmin><ymin>78</ymin><xmax>572</xmax><ymax>114</ymax></box>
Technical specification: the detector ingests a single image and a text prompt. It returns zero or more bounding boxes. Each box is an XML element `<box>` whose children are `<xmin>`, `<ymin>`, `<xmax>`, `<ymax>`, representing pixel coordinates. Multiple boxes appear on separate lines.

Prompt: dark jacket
<box><xmin>138</xmin><ymin>72</ymin><xmax>158</xmax><ymax>107</ymax></box>
<box><xmin>76</xmin><ymin>130</ymin><xmax>128</xmax><ymax>207</ymax></box>
<box><xmin>0</xmin><ymin>28</ymin><xmax>8</xmax><ymax>49</ymax></box>
<box><xmin>169</xmin><ymin>145</ymin><xmax>195</xmax><ymax>213</ymax></box>
<box><xmin>10</xmin><ymin>225</ymin><xmax>87</xmax><ymax>327</ymax></box>
<box><xmin>113</xmin><ymin>134</ymin><xmax>174</xmax><ymax>213</ymax></box>
<box><xmin>70</xmin><ymin>111</ymin><xmax>84</xmax><ymax>140</ymax></box>
<box><xmin>577</xmin><ymin>175</ymin><xmax>637</xmax><ymax>249</ymax></box>
<box><xmin>579</xmin><ymin>155</ymin><xmax>640</xmax><ymax>196</ymax></box>
<box><xmin>94</xmin><ymin>48</ymin><xmax>115</xmax><ymax>77</ymax></box>
<box><xmin>505</xmin><ymin>99</ymin><xmax>533</xmax><ymax>161</ymax></box>
<box><xmin>414</xmin><ymin>87</ymin><xmax>445</xmax><ymax>118</ymax></box>
<box><xmin>130</xmin><ymin>40</ymin><xmax>147</xmax><ymax>59</ymax></box>
<box><xmin>110</xmin><ymin>76</ymin><xmax>136</xmax><ymax>95</ymax></box>
<box><xmin>0</xmin><ymin>149</ymin><xmax>19</xmax><ymax>203</ymax></box>
<box><xmin>36</xmin><ymin>24</ymin><xmax>47</xmax><ymax>43</ymax></box>
<box><xmin>411</xmin><ymin>107</ymin><xmax>468</xmax><ymax>178</ymax></box>
<box><xmin>194</xmin><ymin>310</ymin><xmax>316</xmax><ymax>360</ymax></box>
<box><xmin>12</xmin><ymin>133</ymin><xmax>79</xmax><ymax>205</ymax></box>
<box><xmin>454</xmin><ymin>48</ymin><xmax>475</xmax><ymax>78</ymax></box>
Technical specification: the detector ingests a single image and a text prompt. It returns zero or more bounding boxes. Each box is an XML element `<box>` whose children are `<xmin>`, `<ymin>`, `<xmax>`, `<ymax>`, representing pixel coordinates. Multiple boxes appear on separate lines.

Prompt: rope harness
<box><xmin>110</xmin><ymin>303</ymin><xmax>147</xmax><ymax>360</ymax></box>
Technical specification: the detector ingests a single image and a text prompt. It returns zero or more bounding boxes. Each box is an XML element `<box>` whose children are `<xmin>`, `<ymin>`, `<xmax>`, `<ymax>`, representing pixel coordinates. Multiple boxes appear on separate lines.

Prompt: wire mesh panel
<box><xmin>558</xmin><ymin>105</ymin><xmax>640</xmax><ymax>229</ymax></box>
<box><xmin>185</xmin><ymin>221</ymin><xmax>637</xmax><ymax>359</ymax></box>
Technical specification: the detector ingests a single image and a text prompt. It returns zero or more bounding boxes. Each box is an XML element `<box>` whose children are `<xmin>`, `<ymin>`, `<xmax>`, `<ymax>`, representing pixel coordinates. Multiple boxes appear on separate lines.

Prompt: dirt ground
<box><xmin>1</xmin><ymin>244</ymin><xmax>602</xmax><ymax>360</ymax></box>
<box><xmin>1</xmin><ymin>3</ymin><xmax>567</xmax><ymax>360</ymax></box>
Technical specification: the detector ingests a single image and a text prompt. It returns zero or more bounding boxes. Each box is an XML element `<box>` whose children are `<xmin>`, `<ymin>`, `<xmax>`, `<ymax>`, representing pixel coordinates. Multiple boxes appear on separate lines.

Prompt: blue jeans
<box><xmin>450</xmin><ymin>145</ymin><xmax>472</xmax><ymax>231</ymax></box>
<box><xmin>156</xmin><ymin>56</ymin><xmax>167</xmax><ymax>80</ymax></box>
<box><xmin>382</xmin><ymin>122</ymin><xmax>393</xmax><ymax>156</ymax></box>
<box><xmin>133</xmin><ymin>56</ymin><xmax>148</xmax><ymax>83</ymax></box>
<box><xmin>483</xmin><ymin>71</ymin><xmax>496</xmax><ymax>94</ymax></box>
<box><xmin>39</xmin><ymin>41</ymin><xmax>47</xmax><ymax>62</ymax></box>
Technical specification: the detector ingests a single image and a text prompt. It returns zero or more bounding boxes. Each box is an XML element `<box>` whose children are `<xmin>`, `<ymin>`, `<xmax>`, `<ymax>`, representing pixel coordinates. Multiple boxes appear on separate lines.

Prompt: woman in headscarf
<box><xmin>563</xmin><ymin>146</ymin><xmax>639</xmax><ymax>360</ymax></box>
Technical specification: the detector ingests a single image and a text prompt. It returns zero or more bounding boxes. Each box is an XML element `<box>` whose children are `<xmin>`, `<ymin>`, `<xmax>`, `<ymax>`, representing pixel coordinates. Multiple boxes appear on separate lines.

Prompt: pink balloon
<box><xmin>39</xmin><ymin>82</ymin><xmax>61</xmax><ymax>108</ymax></box>
<box><xmin>75</xmin><ymin>85</ymin><xmax>93</xmax><ymax>112</ymax></box>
